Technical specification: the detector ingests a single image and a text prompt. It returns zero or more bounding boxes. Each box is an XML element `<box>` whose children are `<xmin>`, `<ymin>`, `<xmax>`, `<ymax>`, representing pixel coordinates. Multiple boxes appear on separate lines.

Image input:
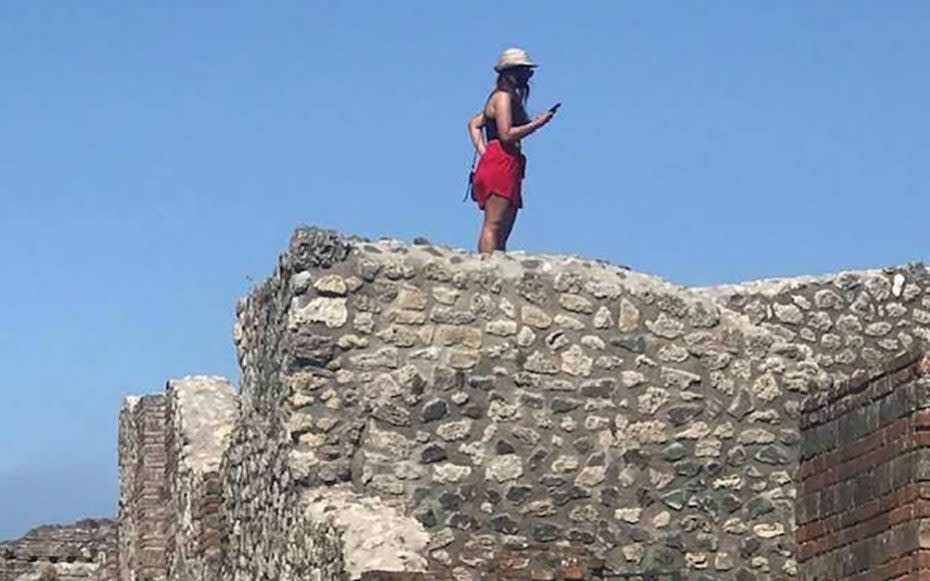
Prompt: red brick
<box><xmin>914</xmin><ymin>410</ymin><xmax>930</xmax><ymax>430</ymax></box>
<box><xmin>917</xmin><ymin>550</ymin><xmax>930</xmax><ymax>570</ymax></box>
<box><xmin>917</xmin><ymin>432</ymin><xmax>930</xmax><ymax>448</ymax></box>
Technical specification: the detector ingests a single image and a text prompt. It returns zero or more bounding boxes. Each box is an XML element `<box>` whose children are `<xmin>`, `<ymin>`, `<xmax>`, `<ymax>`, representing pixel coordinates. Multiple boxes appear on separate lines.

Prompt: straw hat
<box><xmin>494</xmin><ymin>48</ymin><xmax>538</xmax><ymax>73</ymax></box>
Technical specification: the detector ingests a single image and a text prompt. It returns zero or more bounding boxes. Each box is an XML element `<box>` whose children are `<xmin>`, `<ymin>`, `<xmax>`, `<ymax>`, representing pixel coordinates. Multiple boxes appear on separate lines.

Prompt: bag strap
<box><xmin>462</xmin><ymin>150</ymin><xmax>478</xmax><ymax>202</ymax></box>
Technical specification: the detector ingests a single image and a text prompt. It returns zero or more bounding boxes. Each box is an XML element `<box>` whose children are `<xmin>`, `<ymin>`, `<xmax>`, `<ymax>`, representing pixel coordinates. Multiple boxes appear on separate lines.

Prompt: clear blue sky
<box><xmin>2</xmin><ymin>1</ymin><xmax>928</xmax><ymax>539</ymax></box>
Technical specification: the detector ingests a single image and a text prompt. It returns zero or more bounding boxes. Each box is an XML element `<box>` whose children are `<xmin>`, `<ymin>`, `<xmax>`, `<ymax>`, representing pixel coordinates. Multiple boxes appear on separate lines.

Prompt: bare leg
<box><xmin>498</xmin><ymin>204</ymin><xmax>519</xmax><ymax>251</ymax></box>
<box><xmin>478</xmin><ymin>194</ymin><xmax>514</xmax><ymax>254</ymax></box>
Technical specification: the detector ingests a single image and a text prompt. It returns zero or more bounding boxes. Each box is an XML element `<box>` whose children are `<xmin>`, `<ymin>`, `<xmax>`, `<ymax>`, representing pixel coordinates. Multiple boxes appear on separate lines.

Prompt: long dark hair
<box><xmin>495</xmin><ymin>67</ymin><xmax>532</xmax><ymax>122</ymax></box>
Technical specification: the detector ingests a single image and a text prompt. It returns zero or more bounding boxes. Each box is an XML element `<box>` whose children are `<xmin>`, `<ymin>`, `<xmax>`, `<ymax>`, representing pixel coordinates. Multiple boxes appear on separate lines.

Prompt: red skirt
<box><xmin>473</xmin><ymin>140</ymin><xmax>526</xmax><ymax>209</ymax></box>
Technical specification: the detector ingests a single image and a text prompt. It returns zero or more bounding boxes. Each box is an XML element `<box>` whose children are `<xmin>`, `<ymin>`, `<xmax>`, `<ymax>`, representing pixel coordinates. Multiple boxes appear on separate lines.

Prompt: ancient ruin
<box><xmin>4</xmin><ymin>226</ymin><xmax>930</xmax><ymax>580</ymax></box>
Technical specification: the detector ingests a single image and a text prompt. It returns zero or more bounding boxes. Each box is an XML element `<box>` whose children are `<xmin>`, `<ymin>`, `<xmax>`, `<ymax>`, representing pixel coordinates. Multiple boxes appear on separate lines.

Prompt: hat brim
<box><xmin>494</xmin><ymin>62</ymin><xmax>538</xmax><ymax>73</ymax></box>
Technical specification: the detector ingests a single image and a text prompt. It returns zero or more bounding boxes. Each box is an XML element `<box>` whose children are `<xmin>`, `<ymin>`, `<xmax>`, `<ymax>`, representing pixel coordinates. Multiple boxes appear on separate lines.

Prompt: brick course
<box><xmin>799</xmin><ymin>351</ymin><xmax>930</xmax><ymax>580</ymax></box>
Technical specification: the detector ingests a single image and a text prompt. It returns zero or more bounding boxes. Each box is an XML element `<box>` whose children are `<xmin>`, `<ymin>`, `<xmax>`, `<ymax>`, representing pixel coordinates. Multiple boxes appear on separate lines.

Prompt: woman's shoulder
<box><xmin>488</xmin><ymin>88</ymin><xmax>512</xmax><ymax>99</ymax></box>
<box><xmin>487</xmin><ymin>89</ymin><xmax>513</xmax><ymax>106</ymax></box>
<box><xmin>485</xmin><ymin>89</ymin><xmax>510</xmax><ymax>114</ymax></box>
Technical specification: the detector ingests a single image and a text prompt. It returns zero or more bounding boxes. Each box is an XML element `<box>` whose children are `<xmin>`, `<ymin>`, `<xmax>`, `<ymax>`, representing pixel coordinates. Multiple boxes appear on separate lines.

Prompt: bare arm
<box><xmin>491</xmin><ymin>91</ymin><xmax>553</xmax><ymax>144</ymax></box>
<box><xmin>467</xmin><ymin>112</ymin><xmax>487</xmax><ymax>156</ymax></box>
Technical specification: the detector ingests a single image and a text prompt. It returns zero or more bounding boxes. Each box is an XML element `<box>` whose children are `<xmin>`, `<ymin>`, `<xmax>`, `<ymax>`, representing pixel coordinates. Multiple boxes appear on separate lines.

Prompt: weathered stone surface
<box><xmin>560</xmin><ymin>345</ymin><xmax>593</xmax><ymax>377</ymax></box>
<box><xmin>486</xmin><ymin>319</ymin><xmax>518</xmax><ymax>336</ymax></box>
<box><xmin>0</xmin><ymin>519</ymin><xmax>118</xmax><ymax>581</ymax></box>
<box><xmin>486</xmin><ymin>456</ymin><xmax>524</xmax><ymax>483</ymax></box>
<box><xmin>522</xmin><ymin>305</ymin><xmax>553</xmax><ymax>329</ymax></box>
<box><xmin>420</xmin><ymin>398</ymin><xmax>449</xmax><ymax>422</ymax></box>
<box><xmin>38</xmin><ymin>227</ymin><xmax>930</xmax><ymax>581</ymax></box>
<box><xmin>618</xmin><ymin>298</ymin><xmax>641</xmax><ymax>332</ymax></box>
<box><xmin>559</xmin><ymin>293</ymin><xmax>595</xmax><ymax>314</ymax></box>
<box><xmin>314</xmin><ymin>274</ymin><xmax>349</xmax><ymax>296</ymax></box>
<box><xmin>293</xmin><ymin>297</ymin><xmax>349</xmax><ymax>328</ymax></box>
<box><xmin>647</xmin><ymin>313</ymin><xmax>684</xmax><ymax>339</ymax></box>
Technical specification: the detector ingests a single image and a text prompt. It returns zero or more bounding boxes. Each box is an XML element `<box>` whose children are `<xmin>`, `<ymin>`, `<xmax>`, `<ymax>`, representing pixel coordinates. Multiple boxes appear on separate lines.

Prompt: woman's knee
<box><xmin>483</xmin><ymin>213</ymin><xmax>506</xmax><ymax>231</ymax></box>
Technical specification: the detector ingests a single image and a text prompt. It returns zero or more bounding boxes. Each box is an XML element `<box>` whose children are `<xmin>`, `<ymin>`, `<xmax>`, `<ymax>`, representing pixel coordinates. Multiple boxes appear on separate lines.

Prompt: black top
<box><xmin>484</xmin><ymin>92</ymin><xmax>531</xmax><ymax>143</ymax></box>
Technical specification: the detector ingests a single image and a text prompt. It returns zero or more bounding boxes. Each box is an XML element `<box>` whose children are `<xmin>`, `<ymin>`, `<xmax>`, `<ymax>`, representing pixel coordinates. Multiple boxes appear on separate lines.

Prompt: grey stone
<box><xmin>621</xmin><ymin>370</ymin><xmax>646</xmax><ymax>388</ymax></box>
<box><xmin>661</xmin><ymin>367</ymin><xmax>701</xmax><ymax>389</ymax></box>
<box><xmin>432</xmin><ymin>463</ymin><xmax>472</xmax><ymax>484</ymax></box>
<box><xmin>495</xmin><ymin>439</ymin><xmax>516</xmax><ymax>454</ymax></box>
<box><xmin>291</xmin><ymin>270</ymin><xmax>313</xmax><ymax>292</ymax></box>
<box><xmin>531</xmin><ymin>523</ymin><xmax>563</xmax><ymax>542</ymax></box>
<box><xmin>486</xmin><ymin>319</ymin><xmax>518</xmax><ymax>336</ymax></box>
<box><xmin>289</xmin><ymin>227</ymin><xmax>351</xmax><ymax>269</ymax></box>
<box><xmin>747</xmin><ymin>496</ymin><xmax>775</xmax><ymax>519</ymax></box>
<box><xmin>666</xmin><ymin>403</ymin><xmax>704</xmax><ymax>426</ymax></box>
<box><xmin>663</xmin><ymin>442</ymin><xmax>688</xmax><ymax>462</ymax></box>
<box><xmin>575</xmin><ymin>466</ymin><xmax>607</xmax><ymax>487</ymax></box>
<box><xmin>658</xmin><ymin>343</ymin><xmax>690</xmax><ymax>362</ymax></box>
<box><xmin>772</xmin><ymin>303</ymin><xmax>803</xmax><ymax>325</ymax></box>
<box><xmin>438</xmin><ymin>490</ymin><xmax>465</xmax><ymax>510</ymax></box>
<box><xmin>593</xmin><ymin>306</ymin><xmax>613</xmax><ymax>329</ymax></box>
<box><xmin>486</xmin><ymin>455</ymin><xmax>524</xmax><ymax>483</ymax></box>
<box><xmin>506</xmin><ymin>485</ymin><xmax>533</xmax><ymax>505</ymax></box>
<box><xmin>512</xmin><ymin>426</ymin><xmax>541</xmax><ymax>446</ymax></box>
<box><xmin>727</xmin><ymin>390</ymin><xmax>754</xmax><ymax>420</ymax></box>
<box><xmin>661</xmin><ymin>490</ymin><xmax>686</xmax><ymax>510</ymax></box>
<box><xmin>580</xmin><ymin>378</ymin><xmax>617</xmax><ymax>398</ymax></box>
<box><xmin>351</xmin><ymin>347</ymin><xmax>399</xmax><ymax>370</ymax></box>
<box><xmin>674</xmin><ymin>460</ymin><xmax>702</xmax><ymax>477</ymax></box>
<box><xmin>420</xmin><ymin>443</ymin><xmax>448</xmax><ymax>464</ymax></box>
<box><xmin>551</xmin><ymin>397</ymin><xmax>582</xmax><ymax>413</ymax></box>
<box><xmin>865</xmin><ymin>321</ymin><xmax>893</xmax><ymax>336</ymax></box>
<box><xmin>490</xmin><ymin>514</ymin><xmax>520</xmax><ymax>534</ymax></box>
<box><xmin>560</xmin><ymin>293</ymin><xmax>595</xmax><ymax>314</ymax></box>
<box><xmin>754</xmin><ymin>445</ymin><xmax>790</xmax><ymax>465</ymax></box>
<box><xmin>414</xmin><ymin>508</ymin><xmax>438</xmax><ymax>529</ymax></box>
<box><xmin>687</xmin><ymin>301</ymin><xmax>720</xmax><ymax>328</ymax></box>
<box><xmin>430</xmin><ymin>307</ymin><xmax>476</xmax><ymax>325</ymax></box>
<box><xmin>647</xmin><ymin>313</ymin><xmax>684</xmax><ymax>339</ymax></box>
<box><xmin>808</xmin><ymin>311</ymin><xmax>833</xmax><ymax>331</ymax></box>
<box><xmin>560</xmin><ymin>344</ymin><xmax>593</xmax><ymax>377</ymax></box>
<box><xmin>618</xmin><ymin>298</ymin><xmax>641</xmax><ymax>332</ymax></box>
<box><xmin>721</xmin><ymin>494</ymin><xmax>743</xmax><ymax>515</ymax></box>
<box><xmin>313</xmin><ymin>274</ymin><xmax>348</xmax><ymax>296</ymax></box>
<box><xmin>516</xmin><ymin>325</ymin><xmax>537</xmax><ymax>347</ymax></box>
<box><xmin>738</xmin><ymin>428</ymin><xmax>776</xmax><ymax>445</ymax></box>
<box><xmin>372</xmin><ymin>402</ymin><xmax>412</xmax><ymax>426</ymax></box>
<box><xmin>814</xmin><ymin>289</ymin><xmax>844</xmax><ymax>309</ymax></box>
<box><xmin>287</xmin><ymin>329</ymin><xmax>336</xmax><ymax>368</ymax></box>
<box><xmin>524</xmin><ymin>351</ymin><xmax>560</xmax><ymax>374</ymax></box>
<box><xmin>420</xmin><ymin>399</ymin><xmax>449</xmax><ymax>423</ymax></box>
<box><xmin>522</xmin><ymin>305</ymin><xmax>553</xmax><ymax>329</ymax></box>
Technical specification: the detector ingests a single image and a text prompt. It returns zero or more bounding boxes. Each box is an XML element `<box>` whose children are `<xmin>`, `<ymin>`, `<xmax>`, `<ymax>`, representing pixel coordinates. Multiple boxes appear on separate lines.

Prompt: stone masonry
<box><xmin>4</xmin><ymin>226</ymin><xmax>930</xmax><ymax>580</ymax></box>
<box><xmin>118</xmin><ymin>394</ymin><xmax>169</xmax><ymax>581</ymax></box>
<box><xmin>0</xmin><ymin>519</ymin><xmax>117</xmax><ymax>581</ymax></box>
<box><xmin>164</xmin><ymin>377</ymin><xmax>238</xmax><ymax>581</ymax></box>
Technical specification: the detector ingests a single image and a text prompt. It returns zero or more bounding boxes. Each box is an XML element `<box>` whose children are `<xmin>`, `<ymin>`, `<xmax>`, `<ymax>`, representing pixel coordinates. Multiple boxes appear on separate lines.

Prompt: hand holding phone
<box><xmin>549</xmin><ymin>103</ymin><xmax>562</xmax><ymax>114</ymax></box>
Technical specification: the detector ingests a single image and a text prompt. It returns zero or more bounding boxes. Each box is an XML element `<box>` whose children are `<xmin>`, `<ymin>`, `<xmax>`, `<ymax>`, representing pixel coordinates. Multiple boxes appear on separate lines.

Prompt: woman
<box><xmin>468</xmin><ymin>48</ymin><xmax>557</xmax><ymax>253</ymax></box>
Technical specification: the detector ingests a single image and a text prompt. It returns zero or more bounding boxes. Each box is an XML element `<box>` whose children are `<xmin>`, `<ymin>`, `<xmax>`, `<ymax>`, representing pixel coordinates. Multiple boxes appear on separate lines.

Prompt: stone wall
<box><xmin>798</xmin><ymin>350</ymin><xmax>930</xmax><ymax>580</ymax></box>
<box><xmin>117</xmin><ymin>395</ymin><xmax>168</xmax><ymax>581</ymax></box>
<box><xmin>7</xmin><ymin>226</ymin><xmax>930</xmax><ymax>581</ymax></box>
<box><xmin>705</xmin><ymin>264</ymin><xmax>930</xmax><ymax>385</ymax></box>
<box><xmin>227</xmin><ymin>227</ymin><xmax>848</xmax><ymax>579</ymax></box>
<box><xmin>0</xmin><ymin>519</ymin><xmax>117</xmax><ymax>581</ymax></box>
<box><xmin>114</xmin><ymin>378</ymin><xmax>240</xmax><ymax>581</ymax></box>
<box><xmin>164</xmin><ymin>376</ymin><xmax>238</xmax><ymax>581</ymax></box>
<box><xmin>222</xmin><ymin>230</ymin><xmax>354</xmax><ymax>581</ymax></box>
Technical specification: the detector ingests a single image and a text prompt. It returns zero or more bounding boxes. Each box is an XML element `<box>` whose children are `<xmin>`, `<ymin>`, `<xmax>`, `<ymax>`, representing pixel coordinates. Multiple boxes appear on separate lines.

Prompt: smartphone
<box><xmin>549</xmin><ymin>103</ymin><xmax>562</xmax><ymax>114</ymax></box>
